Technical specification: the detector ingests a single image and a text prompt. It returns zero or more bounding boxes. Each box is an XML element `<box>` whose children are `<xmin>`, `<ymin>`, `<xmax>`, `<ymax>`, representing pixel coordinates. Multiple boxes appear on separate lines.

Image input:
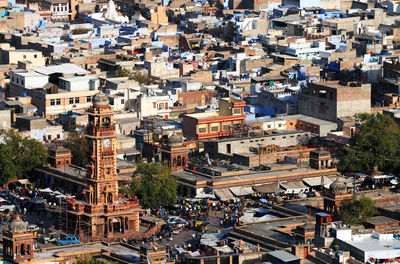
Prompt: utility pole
<box><xmin>257</xmin><ymin>143</ymin><xmax>262</xmax><ymax>171</ymax></box>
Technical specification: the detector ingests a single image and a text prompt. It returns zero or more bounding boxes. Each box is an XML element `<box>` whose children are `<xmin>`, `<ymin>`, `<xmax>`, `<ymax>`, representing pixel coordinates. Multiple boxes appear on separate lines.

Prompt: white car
<box><xmin>27</xmin><ymin>224</ymin><xmax>39</xmax><ymax>232</ymax></box>
<box><xmin>167</xmin><ymin>216</ymin><xmax>188</xmax><ymax>227</ymax></box>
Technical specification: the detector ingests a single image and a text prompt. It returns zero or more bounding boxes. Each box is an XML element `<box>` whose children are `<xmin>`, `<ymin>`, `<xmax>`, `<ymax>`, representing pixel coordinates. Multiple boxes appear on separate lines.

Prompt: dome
<box><xmin>9</xmin><ymin>215</ymin><xmax>27</xmax><ymax>233</ymax></box>
<box><xmin>168</xmin><ymin>133</ymin><xmax>182</xmax><ymax>146</ymax></box>
<box><xmin>329</xmin><ymin>179</ymin><xmax>347</xmax><ymax>194</ymax></box>
<box><xmin>93</xmin><ymin>92</ymin><xmax>109</xmax><ymax>107</ymax></box>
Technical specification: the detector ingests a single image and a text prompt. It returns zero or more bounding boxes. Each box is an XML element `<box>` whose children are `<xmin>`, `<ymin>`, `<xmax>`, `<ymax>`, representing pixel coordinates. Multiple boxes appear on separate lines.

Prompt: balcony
<box><xmin>88</xmin><ymin>125</ymin><xmax>116</xmax><ymax>137</ymax></box>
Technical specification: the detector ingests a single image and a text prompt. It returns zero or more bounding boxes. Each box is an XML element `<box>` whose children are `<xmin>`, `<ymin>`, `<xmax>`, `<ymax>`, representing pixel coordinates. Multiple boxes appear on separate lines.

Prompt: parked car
<box><xmin>27</xmin><ymin>224</ymin><xmax>39</xmax><ymax>232</ymax></box>
<box><xmin>39</xmin><ymin>232</ymin><xmax>60</xmax><ymax>244</ymax></box>
<box><xmin>166</xmin><ymin>216</ymin><xmax>188</xmax><ymax>227</ymax></box>
<box><xmin>56</xmin><ymin>236</ymin><xmax>80</xmax><ymax>246</ymax></box>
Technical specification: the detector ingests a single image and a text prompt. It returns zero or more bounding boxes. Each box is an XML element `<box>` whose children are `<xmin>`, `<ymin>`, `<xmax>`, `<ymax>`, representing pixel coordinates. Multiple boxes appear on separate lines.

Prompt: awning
<box><xmin>229</xmin><ymin>186</ymin><xmax>255</xmax><ymax>196</ymax></box>
<box><xmin>253</xmin><ymin>182</ymin><xmax>281</xmax><ymax>193</ymax></box>
<box><xmin>280</xmin><ymin>181</ymin><xmax>309</xmax><ymax>194</ymax></box>
<box><xmin>39</xmin><ymin>188</ymin><xmax>53</xmax><ymax>193</ymax></box>
<box><xmin>195</xmin><ymin>192</ymin><xmax>216</xmax><ymax>199</ymax></box>
<box><xmin>214</xmin><ymin>189</ymin><xmax>236</xmax><ymax>201</ymax></box>
<box><xmin>18</xmin><ymin>179</ymin><xmax>31</xmax><ymax>185</ymax></box>
<box><xmin>303</xmin><ymin>176</ymin><xmax>334</xmax><ymax>188</ymax></box>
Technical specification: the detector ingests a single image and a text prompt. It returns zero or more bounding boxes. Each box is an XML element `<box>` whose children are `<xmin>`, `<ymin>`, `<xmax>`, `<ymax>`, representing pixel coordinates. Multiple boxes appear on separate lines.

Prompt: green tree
<box><xmin>127</xmin><ymin>162</ymin><xmax>178</xmax><ymax>208</ymax></box>
<box><xmin>338</xmin><ymin>113</ymin><xmax>400</xmax><ymax>174</ymax></box>
<box><xmin>0</xmin><ymin>129</ymin><xmax>48</xmax><ymax>184</ymax></box>
<box><xmin>65</xmin><ymin>130</ymin><xmax>88</xmax><ymax>167</ymax></box>
<box><xmin>338</xmin><ymin>195</ymin><xmax>377</xmax><ymax>226</ymax></box>
<box><xmin>75</xmin><ymin>258</ymin><xmax>110</xmax><ymax>264</ymax></box>
<box><xmin>114</xmin><ymin>68</ymin><xmax>132</xmax><ymax>78</ymax></box>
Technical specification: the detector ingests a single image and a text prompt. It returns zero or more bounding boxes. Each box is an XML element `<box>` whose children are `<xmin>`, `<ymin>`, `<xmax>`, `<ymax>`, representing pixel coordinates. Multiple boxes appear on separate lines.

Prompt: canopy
<box><xmin>53</xmin><ymin>191</ymin><xmax>62</xmax><ymax>195</ymax></box>
<box><xmin>200</xmin><ymin>233</ymin><xmax>225</xmax><ymax>247</ymax></box>
<box><xmin>214</xmin><ymin>189</ymin><xmax>236</xmax><ymax>201</ymax></box>
<box><xmin>0</xmin><ymin>205</ymin><xmax>15</xmax><ymax>212</ymax></box>
<box><xmin>214</xmin><ymin>245</ymin><xmax>233</xmax><ymax>254</ymax></box>
<box><xmin>229</xmin><ymin>186</ymin><xmax>254</xmax><ymax>196</ymax></box>
<box><xmin>303</xmin><ymin>176</ymin><xmax>334</xmax><ymax>188</ymax></box>
<box><xmin>18</xmin><ymin>179</ymin><xmax>31</xmax><ymax>185</ymax></box>
<box><xmin>280</xmin><ymin>181</ymin><xmax>309</xmax><ymax>194</ymax></box>
<box><xmin>194</xmin><ymin>192</ymin><xmax>216</xmax><ymax>199</ymax></box>
<box><xmin>253</xmin><ymin>182</ymin><xmax>281</xmax><ymax>193</ymax></box>
<box><xmin>39</xmin><ymin>188</ymin><xmax>53</xmax><ymax>193</ymax></box>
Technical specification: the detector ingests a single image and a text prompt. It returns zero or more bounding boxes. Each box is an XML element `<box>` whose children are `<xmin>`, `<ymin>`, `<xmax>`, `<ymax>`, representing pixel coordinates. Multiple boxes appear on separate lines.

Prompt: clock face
<box><xmin>103</xmin><ymin>138</ymin><xmax>111</xmax><ymax>148</ymax></box>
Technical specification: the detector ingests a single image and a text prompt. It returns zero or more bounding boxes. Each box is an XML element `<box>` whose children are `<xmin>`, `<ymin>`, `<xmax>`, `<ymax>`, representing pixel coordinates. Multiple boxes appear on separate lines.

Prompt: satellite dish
<box><xmin>390</xmin><ymin>179</ymin><xmax>398</xmax><ymax>185</ymax></box>
<box><xmin>298</xmin><ymin>193</ymin><xmax>307</xmax><ymax>199</ymax></box>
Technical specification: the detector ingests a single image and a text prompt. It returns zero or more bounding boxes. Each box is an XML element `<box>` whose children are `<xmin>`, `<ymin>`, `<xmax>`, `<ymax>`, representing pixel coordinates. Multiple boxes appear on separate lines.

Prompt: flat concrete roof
<box><xmin>33</xmin><ymin>243</ymin><xmax>140</xmax><ymax>262</ymax></box>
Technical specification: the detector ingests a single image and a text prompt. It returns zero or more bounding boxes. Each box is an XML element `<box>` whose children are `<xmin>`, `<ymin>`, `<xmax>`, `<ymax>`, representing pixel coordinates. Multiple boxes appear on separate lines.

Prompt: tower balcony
<box><xmin>87</xmin><ymin>125</ymin><xmax>116</xmax><ymax>137</ymax></box>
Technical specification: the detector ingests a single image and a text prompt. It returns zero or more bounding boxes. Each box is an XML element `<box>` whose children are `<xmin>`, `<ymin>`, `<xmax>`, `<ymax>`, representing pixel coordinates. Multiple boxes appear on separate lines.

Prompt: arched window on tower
<box><xmin>182</xmin><ymin>157</ymin><xmax>186</xmax><ymax>166</ymax></box>
<box><xmin>125</xmin><ymin>217</ymin><xmax>129</xmax><ymax>230</ymax></box>
<box><xmin>102</xmin><ymin>117</ymin><xmax>111</xmax><ymax>128</ymax></box>
<box><xmin>107</xmin><ymin>193</ymin><xmax>113</xmax><ymax>204</ymax></box>
<box><xmin>173</xmin><ymin>157</ymin><xmax>176</xmax><ymax>167</ymax></box>
<box><xmin>177</xmin><ymin>156</ymin><xmax>181</xmax><ymax>166</ymax></box>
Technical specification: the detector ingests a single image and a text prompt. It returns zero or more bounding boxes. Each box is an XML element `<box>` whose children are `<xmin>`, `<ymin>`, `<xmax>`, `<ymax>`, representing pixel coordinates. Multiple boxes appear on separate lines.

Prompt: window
<box><xmin>272</xmin><ymin>138</ymin><xmax>275</xmax><ymax>140</ymax></box>
<box><xmin>153</xmin><ymin>102</ymin><xmax>156</xmax><ymax>108</ymax></box>
<box><xmin>233</xmin><ymin>108</ymin><xmax>241</xmax><ymax>114</ymax></box>
<box><xmin>223</xmin><ymin>125</ymin><xmax>230</xmax><ymax>131</ymax></box>
<box><xmin>34</xmin><ymin>54</ymin><xmax>37</xmax><ymax>58</ymax></box>
<box><xmin>69</xmin><ymin>98</ymin><xmax>74</xmax><ymax>104</ymax></box>
<box><xmin>278</xmin><ymin>124</ymin><xmax>282</xmax><ymax>127</ymax></box>
<box><xmin>290</xmin><ymin>122</ymin><xmax>293</xmax><ymax>126</ymax></box>
<box><xmin>21</xmin><ymin>80</ymin><xmax>24</xmax><ymax>86</ymax></box>
<box><xmin>121</xmin><ymin>99</ymin><xmax>125</xmax><ymax>104</ymax></box>
<box><xmin>23</xmin><ymin>55</ymin><xmax>26</xmax><ymax>59</ymax></box>
<box><xmin>56</xmin><ymin>98</ymin><xmax>61</xmax><ymax>105</ymax></box>
<box><xmin>87</xmin><ymin>96</ymin><xmax>92</xmax><ymax>102</ymax></box>
<box><xmin>75</xmin><ymin>97</ymin><xmax>80</xmax><ymax>103</ymax></box>
<box><xmin>48</xmin><ymin>135</ymin><xmax>51</xmax><ymax>140</ymax></box>
<box><xmin>268</xmin><ymin>125</ymin><xmax>271</xmax><ymax>128</ymax></box>
<box><xmin>50</xmin><ymin>99</ymin><xmax>55</xmax><ymax>106</ymax></box>
<box><xmin>199</xmin><ymin>127</ymin><xmax>206</xmax><ymax>133</ymax></box>
<box><xmin>211</xmin><ymin>126</ymin><xmax>218</xmax><ymax>132</ymax></box>
<box><xmin>226</xmin><ymin>144</ymin><xmax>231</xmax><ymax>154</ymax></box>
<box><xmin>57</xmin><ymin>134</ymin><xmax>60</xmax><ymax>139</ymax></box>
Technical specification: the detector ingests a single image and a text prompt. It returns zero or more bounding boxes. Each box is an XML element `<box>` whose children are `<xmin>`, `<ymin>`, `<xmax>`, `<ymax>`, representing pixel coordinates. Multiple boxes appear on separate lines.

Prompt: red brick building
<box><xmin>161</xmin><ymin>134</ymin><xmax>189</xmax><ymax>171</ymax></box>
<box><xmin>65</xmin><ymin>92</ymin><xmax>141</xmax><ymax>242</ymax></box>
<box><xmin>178</xmin><ymin>90</ymin><xmax>212</xmax><ymax>109</ymax></box>
<box><xmin>3</xmin><ymin>217</ymin><xmax>34</xmax><ymax>264</ymax></box>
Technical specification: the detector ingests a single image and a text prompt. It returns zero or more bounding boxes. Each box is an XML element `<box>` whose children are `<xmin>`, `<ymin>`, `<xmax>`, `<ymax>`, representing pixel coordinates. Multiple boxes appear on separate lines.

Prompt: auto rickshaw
<box><xmin>195</xmin><ymin>221</ymin><xmax>209</xmax><ymax>232</ymax></box>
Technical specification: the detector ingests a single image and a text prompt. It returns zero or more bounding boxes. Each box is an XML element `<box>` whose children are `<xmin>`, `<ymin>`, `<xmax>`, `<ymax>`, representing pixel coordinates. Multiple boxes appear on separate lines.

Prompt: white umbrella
<box><xmin>53</xmin><ymin>191</ymin><xmax>62</xmax><ymax>195</ymax></box>
<box><xmin>39</xmin><ymin>188</ymin><xmax>53</xmax><ymax>193</ymax></box>
<box><xmin>0</xmin><ymin>197</ymin><xmax>7</xmax><ymax>203</ymax></box>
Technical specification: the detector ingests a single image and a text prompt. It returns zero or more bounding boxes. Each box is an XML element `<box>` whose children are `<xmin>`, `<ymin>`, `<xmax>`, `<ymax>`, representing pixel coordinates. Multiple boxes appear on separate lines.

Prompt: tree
<box><xmin>0</xmin><ymin>129</ymin><xmax>48</xmax><ymax>184</ymax></box>
<box><xmin>75</xmin><ymin>258</ymin><xmax>110</xmax><ymax>264</ymax></box>
<box><xmin>65</xmin><ymin>130</ymin><xmax>88</xmax><ymax>167</ymax></box>
<box><xmin>126</xmin><ymin>162</ymin><xmax>178</xmax><ymax>208</ymax></box>
<box><xmin>338</xmin><ymin>195</ymin><xmax>377</xmax><ymax>226</ymax></box>
<box><xmin>338</xmin><ymin>113</ymin><xmax>400</xmax><ymax>174</ymax></box>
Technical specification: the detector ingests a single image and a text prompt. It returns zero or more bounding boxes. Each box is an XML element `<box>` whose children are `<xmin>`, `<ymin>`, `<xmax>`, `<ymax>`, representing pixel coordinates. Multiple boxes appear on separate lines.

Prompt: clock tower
<box><xmin>86</xmin><ymin>92</ymin><xmax>118</xmax><ymax>205</ymax></box>
<box><xmin>65</xmin><ymin>92</ymin><xmax>141</xmax><ymax>242</ymax></box>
